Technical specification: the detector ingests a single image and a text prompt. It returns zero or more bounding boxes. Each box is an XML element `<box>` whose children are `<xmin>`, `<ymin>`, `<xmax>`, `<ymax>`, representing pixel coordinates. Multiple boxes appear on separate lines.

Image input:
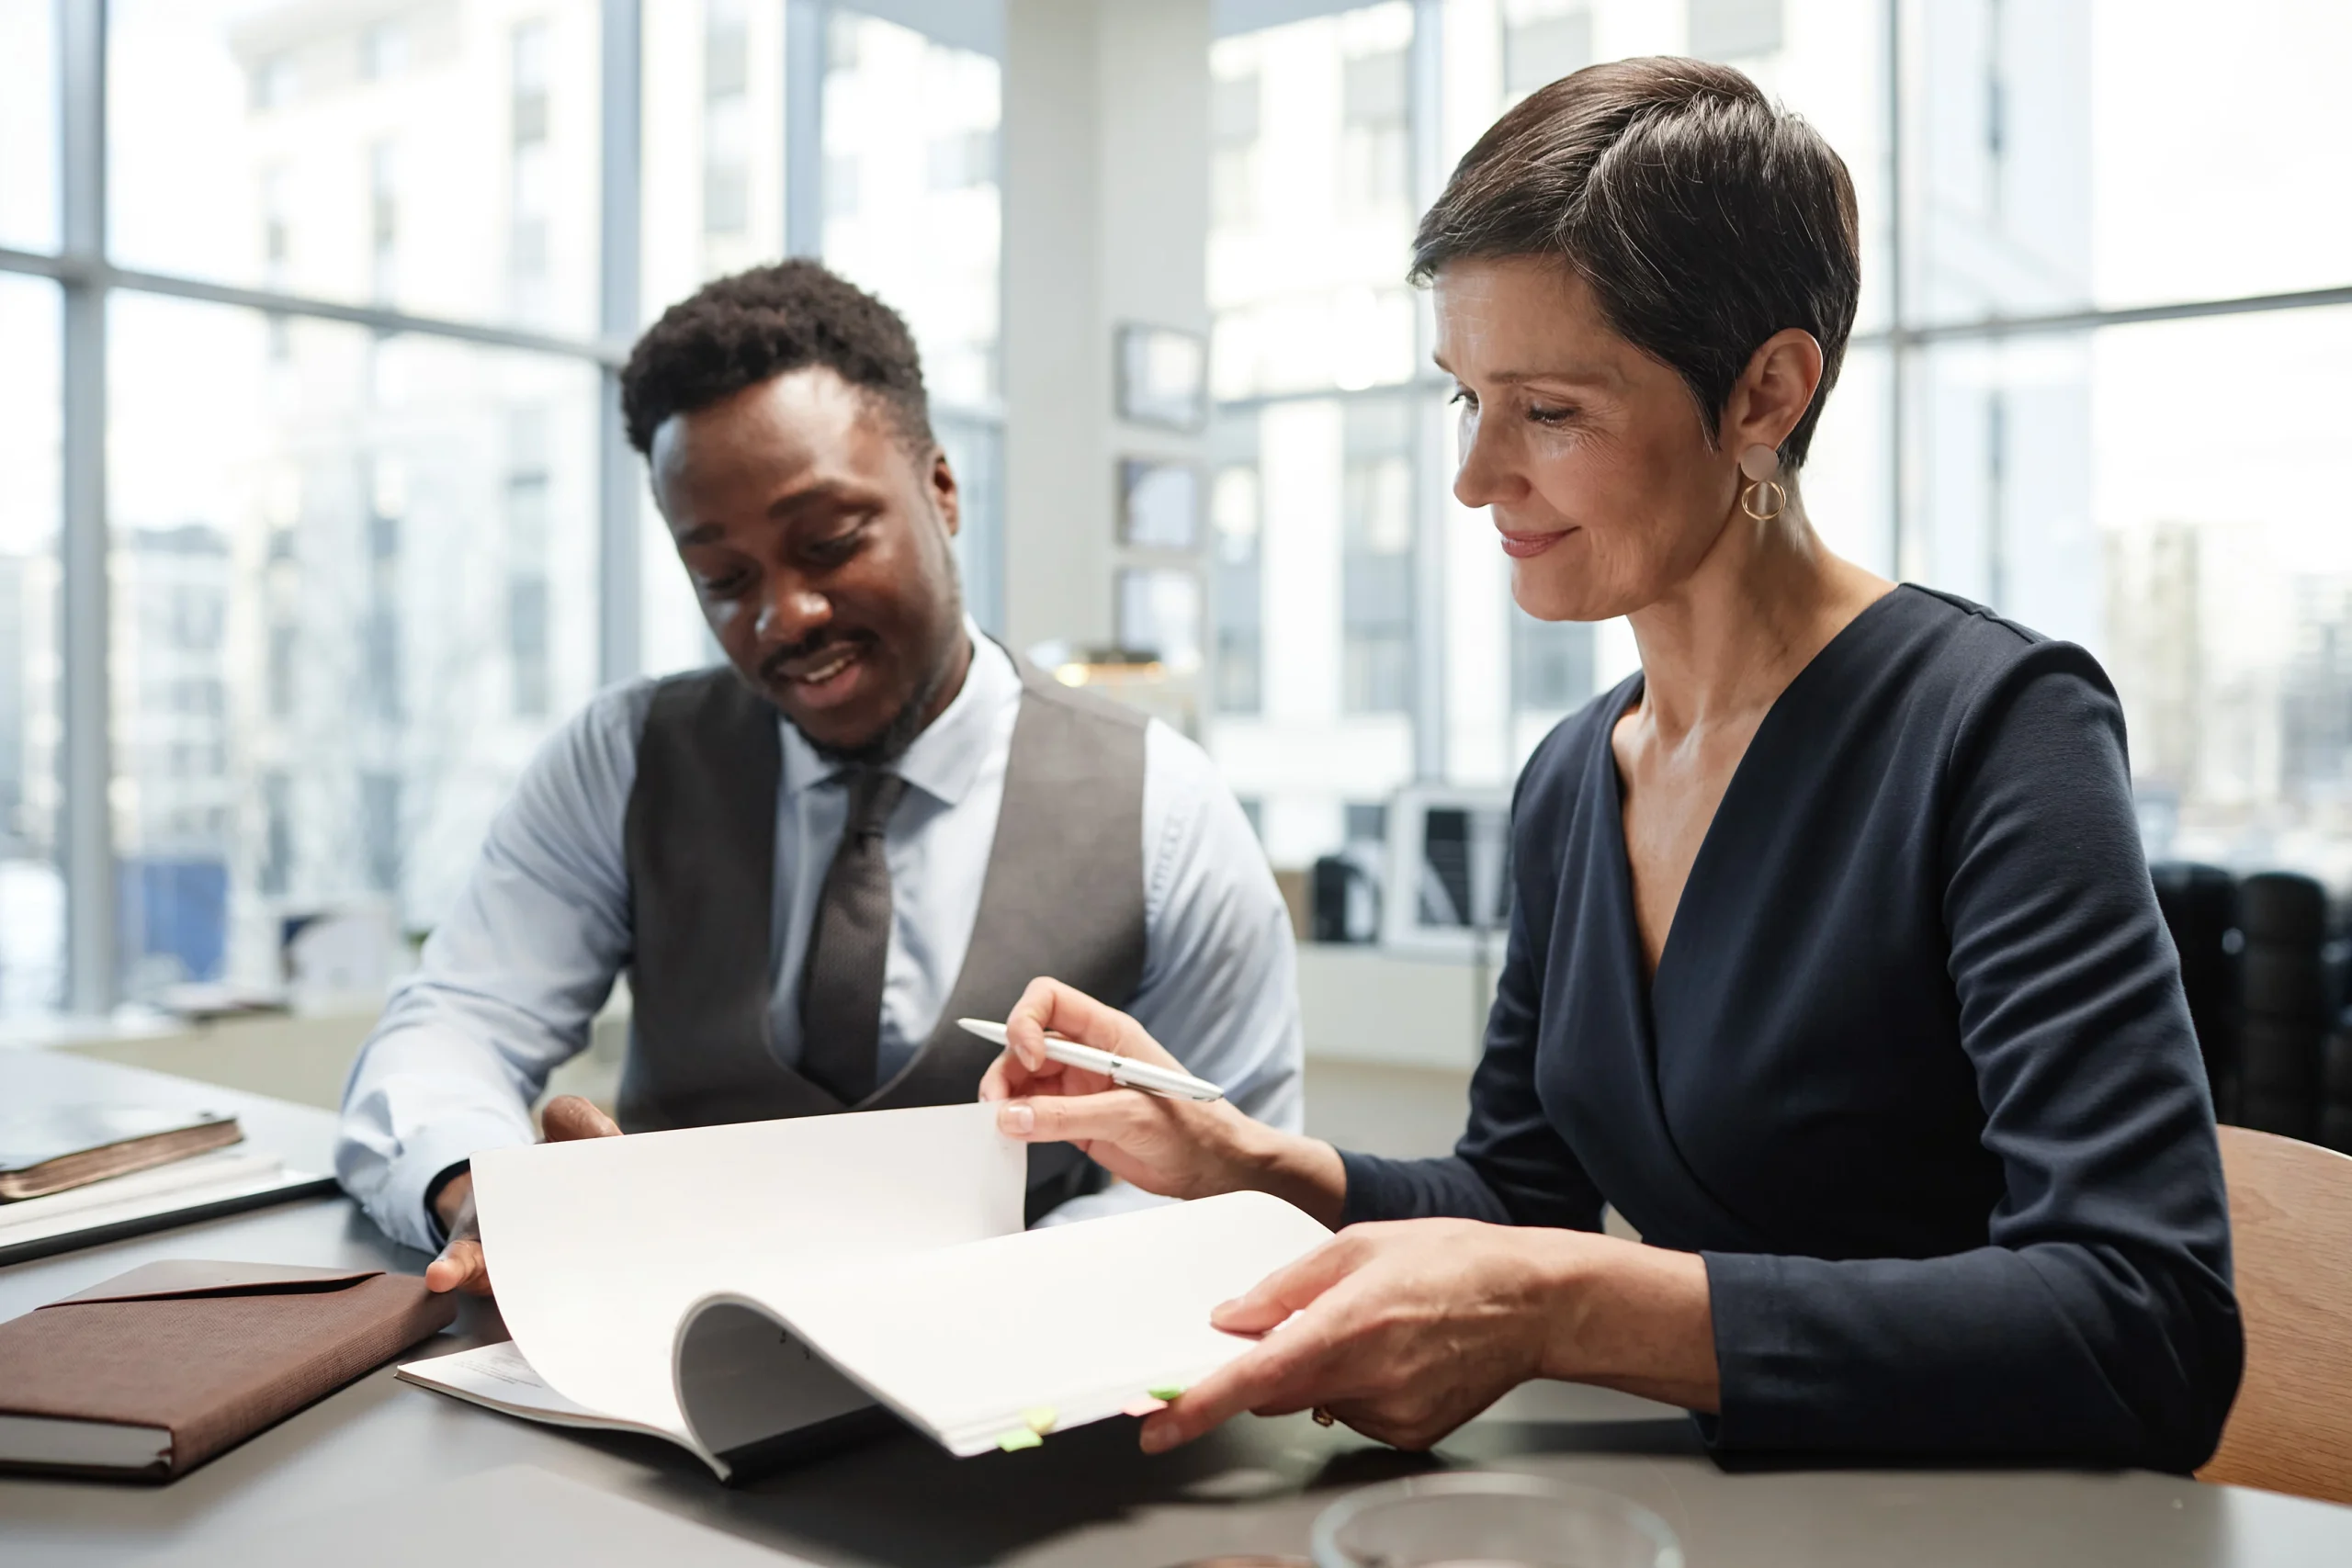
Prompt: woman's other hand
<box><xmin>978</xmin><ymin>976</ymin><xmax>1346</xmax><ymax>1224</ymax></box>
<box><xmin>1136</xmin><ymin>1220</ymin><xmax>1719</xmax><ymax>1454</ymax></box>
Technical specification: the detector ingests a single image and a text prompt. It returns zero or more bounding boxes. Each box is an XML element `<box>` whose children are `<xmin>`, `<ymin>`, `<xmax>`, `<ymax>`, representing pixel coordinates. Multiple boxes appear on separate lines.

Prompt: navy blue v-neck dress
<box><xmin>1339</xmin><ymin>584</ymin><xmax>2241</xmax><ymax>1472</ymax></box>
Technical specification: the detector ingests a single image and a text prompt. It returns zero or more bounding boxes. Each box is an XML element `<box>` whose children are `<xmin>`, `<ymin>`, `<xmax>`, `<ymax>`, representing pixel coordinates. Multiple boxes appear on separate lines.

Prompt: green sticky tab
<box><xmin>1023</xmin><ymin>1405</ymin><xmax>1058</xmax><ymax>1435</ymax></box>
<box><xmin>1147</xmin><ymin>1384</ymin><xmax>1185</xmax><ymax>1402</ymax></box>
<box><xmin>997</xmin><ymin>1427</ymin><xmax>1044</xmax><ymax>1452</ymax></box>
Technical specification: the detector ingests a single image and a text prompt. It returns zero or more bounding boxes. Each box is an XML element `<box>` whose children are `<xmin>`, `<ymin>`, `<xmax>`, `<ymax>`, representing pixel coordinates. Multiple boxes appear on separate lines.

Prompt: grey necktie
<box><xmin>798</xmin><ymin>768</ymin><xmax>908</xmax><ymax>1105</ymax></box>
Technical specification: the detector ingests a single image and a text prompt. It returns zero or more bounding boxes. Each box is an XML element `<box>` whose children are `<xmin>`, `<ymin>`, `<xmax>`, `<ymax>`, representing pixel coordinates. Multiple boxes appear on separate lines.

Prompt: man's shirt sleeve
<box><xmin>334</xmin><ymin>681</ymin><xmax>652</xmax><ymax>1253</ymax></box>
<box><xmin>1038</xmin><ymin>719</ymin><xmax>1306</xmax><ymax>1227</ymax></box>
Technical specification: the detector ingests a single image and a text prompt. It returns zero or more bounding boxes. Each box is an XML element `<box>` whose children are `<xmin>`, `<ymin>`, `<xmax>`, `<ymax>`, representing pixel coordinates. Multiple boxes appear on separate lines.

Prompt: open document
<box><xmin>396</xmin><ymin>1103</ymin><xmax>1331</xmax><ymax>1477</ymax></box>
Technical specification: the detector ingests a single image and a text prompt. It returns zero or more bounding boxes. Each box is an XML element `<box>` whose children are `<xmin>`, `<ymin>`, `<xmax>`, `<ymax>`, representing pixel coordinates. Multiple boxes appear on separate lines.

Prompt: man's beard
<box><xmin>802</xmin><ymin>647</ymin><xmax>956</xmax><ymax>768</ymax></box>
<box><xmin>753</xmin><ymin>615</ymin><xmax>966</xmax><ymax>769</ymax></box>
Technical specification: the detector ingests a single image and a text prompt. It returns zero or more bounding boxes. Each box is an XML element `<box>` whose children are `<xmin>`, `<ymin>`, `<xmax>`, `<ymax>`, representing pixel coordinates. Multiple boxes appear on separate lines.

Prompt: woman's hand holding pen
<box><xmin>981</xmin><ymin>978</ymin><xmax>1722</xmax><ymax>1457</ymax></box>
<box><xmin>978</xmin><ymin>976</ymin><xmax>1350</xmax><ymax>1227</ymax></box>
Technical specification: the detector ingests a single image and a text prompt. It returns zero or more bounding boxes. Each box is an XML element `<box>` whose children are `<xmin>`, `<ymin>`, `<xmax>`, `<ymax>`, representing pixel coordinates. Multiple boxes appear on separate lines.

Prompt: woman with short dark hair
<box><xmin>987</xmin><ymin>57</ymin><xmax>2240</xmax><ymax>1470</ymax></box>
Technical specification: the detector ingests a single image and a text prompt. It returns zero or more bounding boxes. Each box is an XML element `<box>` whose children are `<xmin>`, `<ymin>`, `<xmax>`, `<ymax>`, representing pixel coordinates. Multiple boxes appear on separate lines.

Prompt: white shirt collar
<box><xmin>777</xmin><ymin>616</ymin><xmax>1019</xmax><ymax>807</ymax></box>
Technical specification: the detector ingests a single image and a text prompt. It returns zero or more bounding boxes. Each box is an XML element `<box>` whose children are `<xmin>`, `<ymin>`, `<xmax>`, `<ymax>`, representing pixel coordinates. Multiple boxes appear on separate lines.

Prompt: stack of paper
<box><xmin>398</xmin><ymin>1102</ymin><xmax>1330</xmax><ymax>1474</ymax></box>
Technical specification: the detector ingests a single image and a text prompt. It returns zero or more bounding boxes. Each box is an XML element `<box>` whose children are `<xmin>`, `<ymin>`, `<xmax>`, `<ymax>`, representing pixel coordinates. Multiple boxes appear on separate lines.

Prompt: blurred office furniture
<box><xmin>2235</xmin><ymin>873</ymin><xmax>2332</xmax><ymax>1143</ymax></box>
<box><xmin>1380</xmin><ymin>786</ymin><xmax>1513</xmax><ymax>957</ymax></box>
<box><xmin>279</xmin><ymin>903</ymin><xmax>405</xmax><ymax>1010</ymax></box>
<box><xmin>1309</xmin><ymin>851</ymin><xmax>1380</xmax><ymax>943</ymax></box>
<box><xmin>2197</xmin><ymin>1125</ymin><xmax>2352</xmax><ymax>1506</ymax></box>
<box><xmin>2325</xmin><ymin>1020</ymin><xmax>2352</xmax><ymax>1155</ymax></box>
<box><xmin>2152</xmin><ymin>862</ymin><xmax>2241</xmax><ymax>1121</ymax></box>
<box><xmin>2151</xmin><ymin>863</ymin><xmax>2352</xmax><ymax>1153</ymax></box>
<box><xmin>1025</xmin><ymin>642</ymin><xmax>1199</xmax><ymax>739</ymax></box>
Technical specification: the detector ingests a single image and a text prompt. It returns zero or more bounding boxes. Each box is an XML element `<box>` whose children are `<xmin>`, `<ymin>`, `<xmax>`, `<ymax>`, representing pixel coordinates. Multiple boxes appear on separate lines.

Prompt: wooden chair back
<box><xmin>2198</xmin><ymin>1124</ymin><xmax>2352</xmax><ymax>1504</ymax></box>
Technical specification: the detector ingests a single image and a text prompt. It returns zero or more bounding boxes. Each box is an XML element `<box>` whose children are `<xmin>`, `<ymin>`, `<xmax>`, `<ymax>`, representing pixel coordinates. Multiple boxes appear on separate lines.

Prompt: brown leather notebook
<box><xmin>0</xmin><ymin>1105</ymin><xmax>243</xmax><ymax>1200</ymax></box>
<box><xmin>0</xmin><ymin>1259</ymin><xmax>458</xmax><ymax>1481</ymax></box>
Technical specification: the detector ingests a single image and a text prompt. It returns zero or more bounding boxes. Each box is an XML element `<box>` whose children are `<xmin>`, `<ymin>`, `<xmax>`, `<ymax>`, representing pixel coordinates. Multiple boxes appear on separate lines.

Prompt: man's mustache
<box><xmin>758</xmin><ymin>631</ymin><xmax>870</xmax><ymax>687</ymax></box>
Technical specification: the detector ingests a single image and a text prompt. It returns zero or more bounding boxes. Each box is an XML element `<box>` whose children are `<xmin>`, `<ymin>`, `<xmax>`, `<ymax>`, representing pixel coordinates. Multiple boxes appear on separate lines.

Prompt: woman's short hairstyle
<box><xmin>1413</xmin><ymin>57</ymin><xmax>1860</xmax><ymax>468</ymax></box>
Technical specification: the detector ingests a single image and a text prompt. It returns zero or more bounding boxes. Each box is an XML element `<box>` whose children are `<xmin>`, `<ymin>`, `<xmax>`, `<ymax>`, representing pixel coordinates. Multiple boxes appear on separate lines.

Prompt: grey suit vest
<box><xmin>617</xmin><ymin>654</ymin><xmax>1149</xmax><ymax>1221</ymax></box>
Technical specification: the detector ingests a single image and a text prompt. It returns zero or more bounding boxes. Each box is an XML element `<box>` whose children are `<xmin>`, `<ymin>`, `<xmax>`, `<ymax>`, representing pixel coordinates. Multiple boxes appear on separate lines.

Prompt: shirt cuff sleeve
<box><xmin>1699</xmin><ymin>1249</ymin><xmax>1790</xmax><ymax>1452</ymax></box>
<box><xmin>377</xmin><ymin>1112</ymin><xmax>535</xmax><ymax>1257</ymax></box>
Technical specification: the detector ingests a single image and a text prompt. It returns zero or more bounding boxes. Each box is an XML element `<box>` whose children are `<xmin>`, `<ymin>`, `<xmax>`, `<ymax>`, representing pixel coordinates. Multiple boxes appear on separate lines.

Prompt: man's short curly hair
<box><xmin>619</xmin><ymin>259</ymin><xmax>933</xmax><ymax>457</ymax></box>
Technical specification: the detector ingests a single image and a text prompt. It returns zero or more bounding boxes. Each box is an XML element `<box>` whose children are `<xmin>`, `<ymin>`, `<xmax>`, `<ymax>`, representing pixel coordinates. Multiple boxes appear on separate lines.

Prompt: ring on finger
<box><xmin>1311</xmin><ymin>1406</ymin><xmax>1336</xmax><ymax>1427</ymax></box>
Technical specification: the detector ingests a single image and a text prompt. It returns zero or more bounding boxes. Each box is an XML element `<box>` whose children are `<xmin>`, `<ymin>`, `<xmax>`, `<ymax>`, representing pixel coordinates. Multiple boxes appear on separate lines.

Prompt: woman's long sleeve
<box><xmin>1700</xmin><ymin>649</ymin><xmax>2240</xmax><ymax>1471</ymax></box>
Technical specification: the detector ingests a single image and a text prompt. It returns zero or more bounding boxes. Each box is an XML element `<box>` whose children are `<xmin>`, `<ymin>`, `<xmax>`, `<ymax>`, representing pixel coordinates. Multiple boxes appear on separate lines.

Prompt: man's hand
<box><xmin>423</xmin><ymin>1095</ymin><xmax>621</xmax><ymax>1295</ymax></box>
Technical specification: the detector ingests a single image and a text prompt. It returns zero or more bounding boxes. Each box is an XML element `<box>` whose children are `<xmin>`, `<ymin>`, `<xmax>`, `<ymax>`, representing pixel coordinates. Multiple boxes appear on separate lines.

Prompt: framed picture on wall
<box><xmin>1115</xmin><ymin>568</ymin><xmax>1203</xmax><ymax>675</ymax></box>
<box><xmin>1117</xmin><ymin>457</ymin><xmax>1201</xmax><ymax>552</ymax></box>
<box><xmin>1114</xmin><ymin>323</ymin><xmax>1208</xmax><ymax>432</ymax></box>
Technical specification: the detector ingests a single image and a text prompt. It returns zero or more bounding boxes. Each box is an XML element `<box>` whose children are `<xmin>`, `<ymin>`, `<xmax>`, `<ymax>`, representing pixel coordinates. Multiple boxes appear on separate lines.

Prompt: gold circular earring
<box><xmin>1736</xmin><ymin>443</ymin><xmax>1786</xmax><ymax>522</ymax></box>
<box><xmin>1739</xmin><ymin>476</ymin><xmax>1787</xmax><ymax>522</ymax></box>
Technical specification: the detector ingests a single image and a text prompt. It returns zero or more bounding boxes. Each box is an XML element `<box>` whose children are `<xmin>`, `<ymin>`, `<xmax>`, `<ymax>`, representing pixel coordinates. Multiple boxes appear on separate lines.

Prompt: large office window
<box><xmin>0</xmin><ymin>0</ymin><xmax>58</xmax><ymax>254</ymax></box>
<box><xmin>824</xmin><ymin>11</ymin><xmax>1002</xmax><ymax>409</ymax></box>
<box><xmin>107</xmin><ymin>294</ymin><xmax>598</xmax><ymax>990</ymax></box>
<box><xmin>633</xmin><ymin>1</ymin><xmax>1008</xmax><ymax>672</ymax></box>
<box><xmin>823</xmin><ymin>9</ymin><xmax>1006</xmax><ymax>633</ymax></box>
<box><xmin>108</xmin><ymin>0</ymin><xmax>605</xmax><ymax>336</ymax></box>
<box><xmin>1209</xmin><ymin>443</ymin><xmax>1265</xmax><ymax>717</ymax></box>
<box><xmin>1206</xmin><ymin>4</ymin><xmax>1423</xmax><ymax>863</ymax></box>
<box><xmin>6</xmin><ymin>1</ymin><xmax>1009</xmax><ymax>1012</ymax></box>
<box><xmin>1341</xmin><ymin>400</ymin><xmax>1414</xmax><ymax>715</ymax></box>
<box><xmin>1204</xmin><ymin>0</ymin><xmax>2352</xmax><ymax>883</ymax></box>
<box><xmin>0</xmin><ymin>276</ymin><xmax>62</xmax><ymax>1015</ymax></box>
<box><xmin>1206</xmin><ymin>0</ymin><xmax>1884</xmax><ymax>853</ymax></box>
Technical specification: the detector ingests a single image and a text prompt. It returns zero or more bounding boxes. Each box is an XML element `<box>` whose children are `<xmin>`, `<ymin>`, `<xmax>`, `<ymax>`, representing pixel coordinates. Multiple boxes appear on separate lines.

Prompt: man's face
<box><xmin>650</xmin><ymin>367</ymin><xmax>966</xmax><ymax>756</ymax></box>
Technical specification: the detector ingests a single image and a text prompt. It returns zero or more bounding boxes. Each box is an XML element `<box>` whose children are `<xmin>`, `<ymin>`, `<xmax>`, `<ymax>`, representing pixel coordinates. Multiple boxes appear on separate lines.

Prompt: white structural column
<box><xmin>596</xmin><ymin>0</ymin><xmax>642</xmax><ymax>689</ymax></box>
<box><xmin>1000</xmin><ymin>0</ymin><xmax>1213</xmax><ymax>656</ymax></box>
<box><xmin>60</xmin><ymin>0</ymin><xmax>113</xmax><ymax>1013</ymax></box>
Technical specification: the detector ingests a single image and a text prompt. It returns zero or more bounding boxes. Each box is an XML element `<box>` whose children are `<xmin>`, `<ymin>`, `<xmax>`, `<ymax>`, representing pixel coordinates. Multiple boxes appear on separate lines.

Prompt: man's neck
<box><xmin>913</xmin><ymin>627</ymin><xmax>977</xmax><ymax>738</ymax></box>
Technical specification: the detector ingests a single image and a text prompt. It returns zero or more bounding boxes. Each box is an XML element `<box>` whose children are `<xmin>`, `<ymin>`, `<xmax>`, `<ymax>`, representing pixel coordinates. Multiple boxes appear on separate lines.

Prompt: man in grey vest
<box><xmin>334</xmin><ymin>262</ymin><xmax>1304</xmax><ymax>1294</ymax></box>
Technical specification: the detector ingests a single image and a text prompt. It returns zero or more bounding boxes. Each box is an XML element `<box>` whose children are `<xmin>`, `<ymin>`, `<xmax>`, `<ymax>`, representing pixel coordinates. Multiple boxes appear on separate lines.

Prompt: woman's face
<box><xmin>1434</xmin><ymin>256</ymin><xmax>1739</xmax><ymax>622</ymax></box>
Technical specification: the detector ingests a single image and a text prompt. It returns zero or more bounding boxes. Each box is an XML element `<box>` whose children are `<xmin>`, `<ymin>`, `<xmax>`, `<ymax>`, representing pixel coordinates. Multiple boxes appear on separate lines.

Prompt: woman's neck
<box><xmin>1624</xmin><ymin>495</ymin><xmax>1892</xmax><ymax>742</ymax></box>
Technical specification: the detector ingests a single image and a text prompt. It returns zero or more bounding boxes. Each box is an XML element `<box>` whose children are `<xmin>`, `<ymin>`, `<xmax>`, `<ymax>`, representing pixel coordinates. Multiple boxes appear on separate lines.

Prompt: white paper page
<box><xmin>470</xmin><ymin>1102</ymin><xmax>1025</xmax><ymax>1446</ymax></box>
<box><xmin>398</xmin><ymin>1342</ymin><xmax>616</xmax><ymax>1427</ymax></box>
<box><xmin>732</xmin><ymin>1190</ymin><xmax>1332</xmax><ymax>1455</ymax></box>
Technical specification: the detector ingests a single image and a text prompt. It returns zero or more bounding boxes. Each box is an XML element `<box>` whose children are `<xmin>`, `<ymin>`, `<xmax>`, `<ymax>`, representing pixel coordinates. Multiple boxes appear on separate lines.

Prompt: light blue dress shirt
<box><xmin>336</xmin><ymin>627</ymin><xmax>1305</xmax><ymax>1254</ymax></box>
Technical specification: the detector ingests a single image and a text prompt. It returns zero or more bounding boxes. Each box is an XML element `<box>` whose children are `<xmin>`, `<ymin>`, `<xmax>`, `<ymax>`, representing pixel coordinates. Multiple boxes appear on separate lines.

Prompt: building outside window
<box><xmin>511</xmin><ymin>18</ymin><xmax>554</xmax><ymax>318</ymax></box>
<box><xmin>1338</xmin><ymin>40</ymin><xmax>1409</xmax><ymax>215</ymax></box>
<box><xmin>1201</xmin><ymin>0</ymin><xmax>2352</xmax><ymax>898</ymax></box>
<box><xmin>1502</xmin><ymin>2</ymin><xmax>1592</xmax><ymax>101</ymax></box>
<box><xmin>85</xmin><ymin>1</ymin><xmax>608</xmax><ymax>997</ymax></box>
<box><xmin>1209</xmin><ymin>457</ymin><xmax>1264</xmax><ymax>716</ymax></box>
<box><xmin>1341</xmin><ymin>400</ymin><xmax>1414</xmax><ymax>714</ymax></box>
<box><xmin>702</xmin><ymin>0</ymin><xmax>752</xmax><ymax>245</ymax></box>
<box><xmin>7</xmin><ymin>0</ymin><xmax>2350</xmax><ymax>1016</ymax></box>
<box><xmin>1211</xmin><ymin>65</ymin><xmax>1261</xmax><ymax>231</ymax></box>
<box><xmin>506</xmin><ymin>409</ymin><xmax>553</xmax><ymax>721</ymax></box>
<box><xmin>822</xmin><ymin>11</ymin><xmax>1002</xmax><ymax>409</ymax></box>
<box><xmin>1206</xmin><ymin>3</ymin><xmax>1422</xmax><ymax>866</ymax></box>
<box><xmin>822</xmin><ymin>11</ymin><xmax>1006</xmax><ymax>627</ymax></box>
<box><xmin>0</xmin><ymin>270</ymin><xmax>61</xmax><ymax>1012</ymax></box>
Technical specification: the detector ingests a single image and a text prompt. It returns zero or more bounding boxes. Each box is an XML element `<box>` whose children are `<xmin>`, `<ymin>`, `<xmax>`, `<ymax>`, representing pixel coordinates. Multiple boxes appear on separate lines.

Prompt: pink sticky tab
<box><xmin>1122</xmin><ymin>1396</ymin><xmax>1169</xmax><ymax>1418</ymax></box>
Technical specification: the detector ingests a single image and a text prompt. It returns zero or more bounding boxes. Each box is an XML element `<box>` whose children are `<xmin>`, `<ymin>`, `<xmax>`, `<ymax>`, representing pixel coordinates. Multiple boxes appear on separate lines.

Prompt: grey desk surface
<box><xmin>5</xmin><ymin>1053</ymin><xmax>2352</xmax><ymax>1567</ymax></box>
